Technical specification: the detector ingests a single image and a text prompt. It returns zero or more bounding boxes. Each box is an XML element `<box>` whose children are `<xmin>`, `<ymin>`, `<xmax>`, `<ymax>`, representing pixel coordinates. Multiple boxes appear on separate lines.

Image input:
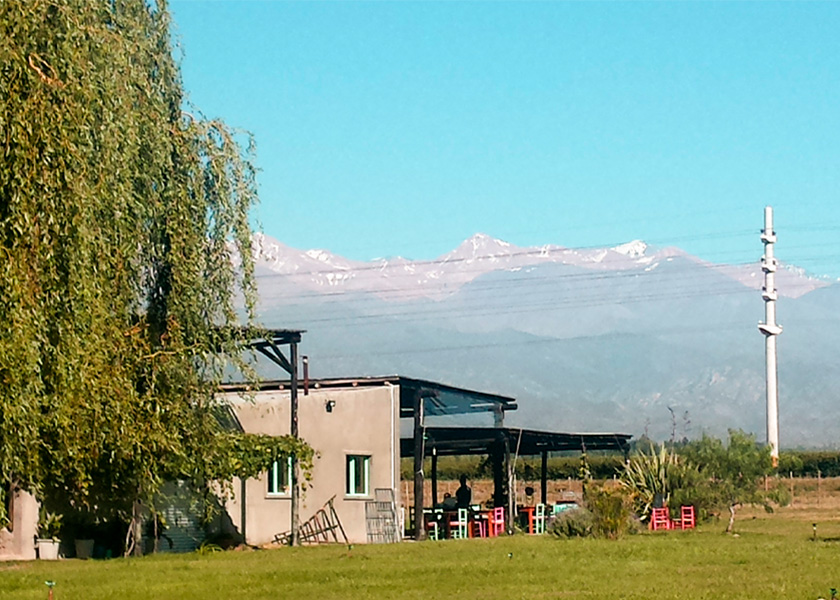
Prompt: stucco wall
<box><xmin>0</xmin><ymin>487</ymin><xmax>38</xmax><ymax>561</ymax></box>
<box><xmin>222</xmin><ymin>383</ymin><xmax>401</xmax><ymax>545</ymax></box>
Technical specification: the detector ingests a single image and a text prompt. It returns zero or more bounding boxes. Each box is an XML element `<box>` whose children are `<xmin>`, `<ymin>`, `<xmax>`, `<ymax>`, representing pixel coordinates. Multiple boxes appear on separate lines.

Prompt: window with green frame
<box><xmin>345</xmin><ymin>455</ymin><xmax>370</xmax><ymax>497</ymax></box>
<box><xmin>267</xmin><ymin>456</ymin><xmax>292</xmax><ymax>496</ymax></box>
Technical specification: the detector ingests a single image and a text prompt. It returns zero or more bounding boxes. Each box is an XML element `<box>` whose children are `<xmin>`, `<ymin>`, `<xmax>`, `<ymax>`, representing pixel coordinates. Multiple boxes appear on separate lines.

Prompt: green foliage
<box><xmin>619</xmin><ymin>444</ymin><xmax>712</xmax><ymax>522</ymax></box>
<box><xmin>584</xmin><ymin>484</ymin><xmax>634</xmax><ymax>539</ymax></box>
<box><xmin>620</xmin><ymin>445</ymin><xmax>679</xmax><ymax>521</ymax></box>
<box><xmin>680</xmin><ymin>430</ymin><xmax>773</xmax><ymax>532</ymax></box>
<box><xmin>779</xmin><ymin>450</ymin><xmax>840</xmax><ymax>477</ymax></box>
<box><xmin>621</xmin><ymin>433</ymin><xmax>777</xmax><ymax>528</ymax></box>
<box><xmin>765</xmin><ymin>485</ymin><xmax>792</xmax><ymax>508</ymax></box>
<box><xmin>37</xmin><ymin>506</ymin><xmax>62</xmax><ymax>541</ymax></box>
<box><xmin>195</xmin><ymin>542</ymin><xmax>223</xmax><ymax>555</ymax></box>
<box><xmin>0</xmin><ymin>483</ymin><xmax>8</xmax><ymax>529</ymax></box>
<box><xmin>578</xmin><ymin>453</ymin><xmax>592</xmax><ymax>484</ymax></box>
<box><xmin>399</xmin><ymin>454</ymin><xmax>625</xmax><ymax>482</ymax></box>
<box><xmin>777</xmin><ymin>451</ymin><xmax>805</xmax><ymax>475</ymax></box>
<box><xmin>0</xmin><ymin>0</ymin><xmax>307</xmax><ymax>528</ymax></box>
<box><xmin>549</xmin><ymin>484</ymin><xmax>634</xmax><ymax>540</ymax></box>
<box><xmin>209</xmin><ymin>433</ymin><xmax>314</xmax><ymax>484</ymax></box>
<box><xmin>547</xmin><ymin>507</ymin><xmax>593</xmax><ymax>538</ymax></box>
<box><xmin>666</xmin><ymin>466</ymin><xmax>718</xmax><ymax>522</ymax></box>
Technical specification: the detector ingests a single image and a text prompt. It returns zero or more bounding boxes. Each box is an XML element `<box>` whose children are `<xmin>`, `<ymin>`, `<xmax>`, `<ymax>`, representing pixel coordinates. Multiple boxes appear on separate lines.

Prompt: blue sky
<box><xmin>170</xmin><ymin>1</ymin><xmax>840</xmax><ymax>278</ymax></box>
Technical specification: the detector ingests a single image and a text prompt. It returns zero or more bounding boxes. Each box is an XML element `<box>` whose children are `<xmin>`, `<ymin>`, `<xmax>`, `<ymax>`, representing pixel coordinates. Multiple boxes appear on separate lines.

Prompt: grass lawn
<box><xmin>3</xmin><ymin>490</ymin><xmax>840</xmax><ymax>600</ymax></box>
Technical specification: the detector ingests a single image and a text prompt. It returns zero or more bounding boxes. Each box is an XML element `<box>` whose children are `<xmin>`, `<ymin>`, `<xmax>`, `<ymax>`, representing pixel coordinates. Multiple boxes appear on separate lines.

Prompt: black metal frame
<box><xmin>233</xmin><ymin>328</ymin><xmax>304</xmax><ymax>547</ymax></box>
<box><xmin>403</xmin><ymin>426</ymin><xmax>631</xmax><ymax>532</ymax></box>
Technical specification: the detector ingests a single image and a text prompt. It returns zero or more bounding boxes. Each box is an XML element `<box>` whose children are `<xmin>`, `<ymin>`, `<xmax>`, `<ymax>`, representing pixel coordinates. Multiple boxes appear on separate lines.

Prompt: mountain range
<box><xmin>249</xmin><ymin>233</ymin><xmax>840</xmax><ymax>448</ymax></box>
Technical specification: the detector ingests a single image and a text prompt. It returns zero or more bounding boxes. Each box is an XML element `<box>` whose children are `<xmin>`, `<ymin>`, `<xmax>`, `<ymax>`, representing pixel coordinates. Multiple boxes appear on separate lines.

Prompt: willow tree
<box><xmin>0</xmin><ymin>0</ymin><xmax>309</xmax><ymax>532</ymax></box>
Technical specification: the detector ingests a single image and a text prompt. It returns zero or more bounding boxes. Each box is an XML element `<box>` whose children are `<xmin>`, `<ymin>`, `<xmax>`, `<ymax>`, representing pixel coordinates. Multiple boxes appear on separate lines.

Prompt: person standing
<box><xmin>455</xmin><ymin>474</ymin><xmax>472</xmax><ymax>508</ymax></box>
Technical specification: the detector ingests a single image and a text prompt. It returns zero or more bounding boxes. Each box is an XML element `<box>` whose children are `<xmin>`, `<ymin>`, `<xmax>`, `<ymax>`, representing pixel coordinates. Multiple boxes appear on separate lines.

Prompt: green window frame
<box><xmin>345</xmin><ymin>455</ymin><xmax>370</xmax><ymax>497</ymax></box>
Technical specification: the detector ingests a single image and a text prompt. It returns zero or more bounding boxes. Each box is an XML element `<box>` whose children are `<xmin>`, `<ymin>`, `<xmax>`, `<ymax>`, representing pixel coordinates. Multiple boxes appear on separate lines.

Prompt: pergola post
<box><xmin>492</xmin><ymin>441</ymin><xmax>505</xmax><ymax>510</ymax></box>
<box><xmin>240</xmin><ymin>478</ymin><xmax>247</xmax><ymax>543</ymax></box>
<box><xmin>290</xmin><ymin>340</ymin><xmax>300</xmax><ymax>547</ymax></box>
<box><xmin>493</xmin><ymin>405</ymin><xmax>504</xmax><ymax>428</ymax></box>
<box><xmin>540</xmin><ymin>450</ymin><xmax>548</xmax><ymax>505</ymax></box>
<box><xmin>504</xmin><ymin>434</ymin><xmax>514</xmax><ymax>533</ymax></box>
<box><xmin>412</xmin><ymin>389</ymin><xmax>426</xmax><ymax>540</ymax></box>
<box><xmin>431</xmin><ymin>447</ymin><xmax>438</xmax><ymax>508</ymax></box>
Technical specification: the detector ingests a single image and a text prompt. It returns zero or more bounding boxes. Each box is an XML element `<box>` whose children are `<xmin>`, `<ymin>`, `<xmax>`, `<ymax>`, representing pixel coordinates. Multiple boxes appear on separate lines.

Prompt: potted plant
<box><xmin>66</xmin><ymin>510</ymin><xmax>97</xmax><ymax>559</ymax></box>
<box><xmin>36</xmin><ymin>507</ymin><xmax>62</xmax><ymax>560</ymax></box>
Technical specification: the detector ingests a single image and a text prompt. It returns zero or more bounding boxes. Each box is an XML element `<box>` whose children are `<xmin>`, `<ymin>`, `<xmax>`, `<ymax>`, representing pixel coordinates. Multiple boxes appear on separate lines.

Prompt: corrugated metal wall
<box><xmin>154</xmin><ymin>482</ymin><xmax>204</xmax><ymax>553</ymax></box>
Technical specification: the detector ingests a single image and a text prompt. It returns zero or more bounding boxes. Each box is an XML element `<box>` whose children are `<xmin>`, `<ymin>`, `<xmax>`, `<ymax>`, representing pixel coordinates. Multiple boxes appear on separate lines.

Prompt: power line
<box><xmin>253</xmin><ymin>255</ymin><xmax>826</xmax><ymax>305</ymax></box>
<box><xmin>305</xmin><ymin>321</ymin><xmax>758</xmax><ymax>360</ymax></box>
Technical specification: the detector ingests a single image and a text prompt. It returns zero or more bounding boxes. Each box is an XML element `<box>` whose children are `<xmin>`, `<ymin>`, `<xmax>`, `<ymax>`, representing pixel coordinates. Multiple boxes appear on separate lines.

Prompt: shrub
<box><xmin>548</xmin><ymin>507</ymin><xmax>593</xmax><ymax>538</ymax></box>
<box><xmin>766</xmin><ymin>485</ymin><xmax>792</xmax><ymax>508</ymax></box>
<box><xmin>585</xmin><ymin>484</ymin><xmax>633</xmax><ymax>539</ymax></box>
<box><xmin>620</xmin><ymin>445</ymin><xmax>681</xmax><ymax>522</ymax></box>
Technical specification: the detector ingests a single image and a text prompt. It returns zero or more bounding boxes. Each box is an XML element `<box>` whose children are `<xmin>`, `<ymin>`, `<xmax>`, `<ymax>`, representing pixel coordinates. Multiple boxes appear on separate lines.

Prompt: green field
<box><xmin>3</xmin><ymin>493</ymin><xmax>840</xmax><ymax>600</ymax></box>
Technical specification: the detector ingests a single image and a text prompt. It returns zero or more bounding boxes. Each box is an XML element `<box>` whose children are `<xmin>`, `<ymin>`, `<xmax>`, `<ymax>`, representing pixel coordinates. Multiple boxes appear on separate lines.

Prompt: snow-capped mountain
<box><xmin>248</xmin><ymin>233</ymin><xmax>837</xmax><ymax>447</ymax></box>
<box><xmin>252</xmin><ymin>232</ymin><xmax>826</xmax><ymax>300</ymax></box>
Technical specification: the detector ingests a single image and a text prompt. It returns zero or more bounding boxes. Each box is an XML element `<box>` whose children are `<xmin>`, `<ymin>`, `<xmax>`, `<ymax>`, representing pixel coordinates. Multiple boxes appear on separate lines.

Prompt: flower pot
<box><xmin>75</xmin><ymin>538</ymin><xmax>94</xmax><ymax>559</ymax></box>
<box><xmin>37</xmin><ymin>539</ymin><xmax>60</xmax><ymax>560</ymax></box>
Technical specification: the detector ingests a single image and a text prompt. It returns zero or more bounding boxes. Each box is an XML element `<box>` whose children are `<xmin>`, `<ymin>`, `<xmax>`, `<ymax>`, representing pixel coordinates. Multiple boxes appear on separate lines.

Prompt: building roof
<box><xmin>400</xmin><ymin>426</ymin><xmax>631</xmax><ymax>457</ymax></box>
<box><xmin>219</xmin><ymin>375</ymin><xmax>518</xmax><ymax>418</ymax></box>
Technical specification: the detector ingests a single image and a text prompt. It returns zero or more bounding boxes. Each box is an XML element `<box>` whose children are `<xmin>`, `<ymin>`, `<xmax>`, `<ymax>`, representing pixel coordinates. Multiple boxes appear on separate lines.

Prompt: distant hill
<box><xmin>249</xmin><ymin>233</ymin><xmax>839</xmax><ymax>448</ymax></box>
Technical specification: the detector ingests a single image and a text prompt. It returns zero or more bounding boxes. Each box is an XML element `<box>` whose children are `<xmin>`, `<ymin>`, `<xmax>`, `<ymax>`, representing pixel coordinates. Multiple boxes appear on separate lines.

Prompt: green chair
<box><xmin>534</xmin><ymin>503</ymin><xmax>547</xmax><ymax>534</ymax></box>
<box><xmin>449</xmin><ymin>508</ymin><xmax>469</xmax><ymax>539</ymax></box>
<box><xmin>425</xmin><ymin>509</ymin><xmax>443</xmax><ymax>541</ymax></box>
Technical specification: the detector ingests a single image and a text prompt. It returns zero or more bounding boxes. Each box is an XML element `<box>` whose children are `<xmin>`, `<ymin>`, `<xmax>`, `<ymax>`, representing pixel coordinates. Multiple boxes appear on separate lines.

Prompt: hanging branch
<box><xmin>0</xmin><ymin>0</ymin><xmax>313</xmax><ymax>545</ymax></box>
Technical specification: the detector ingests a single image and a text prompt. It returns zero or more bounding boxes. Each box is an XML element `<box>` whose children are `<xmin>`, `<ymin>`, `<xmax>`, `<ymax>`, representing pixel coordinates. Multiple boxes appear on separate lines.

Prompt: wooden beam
<box><xmin>290</xmin><ymin>341</ymin><xmax>300</xmax><ymax>547</ymax></box>
<box><xmin>265</xmin><ymin>337</ymin><xmax>294</xmax><ymax>374</ymax></box>
<box><xmin>240</xmin><ymin>477</ymin><xmax>247</xmax><ymax>544</ymax></box>
<box><xmin>540</xmin><ymin>450</ymin><xmax>548</xmax><ymax>505</ymax></box>
<box><xmin>492</xmin><ymin>441</ymin><xmax>504</xmax><ymax>510</ymax></box>
<box><xmin>431</xmin><ymin>448</ymin><xmax>438</xmax><ymax>508</ymax></box>
<box><xmin>504</xmin><ymin>433</ymin><xmax>514</xmax><ymax>533</ymax></box>
<box><xmin>493</xmin><ymin>405</ymin><xmax>504</xmax><ymax>428</ymax></box>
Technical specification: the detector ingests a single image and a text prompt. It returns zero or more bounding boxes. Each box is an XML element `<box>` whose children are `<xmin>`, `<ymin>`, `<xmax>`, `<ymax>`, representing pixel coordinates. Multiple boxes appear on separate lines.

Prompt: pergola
<box><xmin>399</xmin><ymin>385</ymin><xmax>631</xmax><ymax>538</ymax></box>
<box><xmin>401</xmin><ymin>426</ymin><xmax>631</xmax><ymax>512</ymax></box>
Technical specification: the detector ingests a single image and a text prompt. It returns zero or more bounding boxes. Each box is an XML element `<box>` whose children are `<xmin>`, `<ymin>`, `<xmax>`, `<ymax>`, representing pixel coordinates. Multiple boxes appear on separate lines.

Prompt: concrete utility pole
<box><xmin>758</xmin><ymin>206</ymin><xmax>782</xmax><ymax>467</ymax></box>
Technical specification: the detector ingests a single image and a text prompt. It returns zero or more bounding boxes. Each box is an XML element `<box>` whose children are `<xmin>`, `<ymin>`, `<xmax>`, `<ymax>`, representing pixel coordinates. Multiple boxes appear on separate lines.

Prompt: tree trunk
<box><xmin>133</xmin><ymin>501</ymin><xmax>143</xmax><ymax>556</ymax></box>
<box><xmin>6</xmin><ymin>479</ymin><xmax>17</xmax><ymax>532</ymax></box>
<box><xmin>153</xmin><ymin>510</ymin><xmax>159</xmax><ymax>554</ymax></box>
<box><xmin>726</xmin><ymin>504</ymin><xmax>736</xmax><ymax>533</ymax></box>
<box><xmin>124</xmin><ymin>500</ymin><xmax>144</xmax><ymax>557</ymax></box>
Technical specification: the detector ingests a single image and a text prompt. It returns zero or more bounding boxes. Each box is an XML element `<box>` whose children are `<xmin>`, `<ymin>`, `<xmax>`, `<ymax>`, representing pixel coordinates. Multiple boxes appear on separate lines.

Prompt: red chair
<box><xmin>488</xmin><ymin>507</ymin><xmax>505</xmax><ymax>537</ymax></box>
<box><xmin>519</xmin><ymin>506</ymin><xmax>535</xmax><ymax>534</ymax></box>
<box><xmin>678</xmin><ymin>505</ymin><xmax>696</xmax><ymax>530</ymax></box>
<box><xmin>650</xmin><ymin>507</ymin><xmax>670</xmax><ymax>531</ymax></box>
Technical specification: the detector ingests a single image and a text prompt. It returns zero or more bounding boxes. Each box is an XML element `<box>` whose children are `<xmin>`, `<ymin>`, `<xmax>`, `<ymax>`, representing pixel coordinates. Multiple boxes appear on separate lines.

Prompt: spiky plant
<box><xmin>619</xmin><ymin>445</ymin><xmax>680</xmax><ymax>522</ymax></box>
